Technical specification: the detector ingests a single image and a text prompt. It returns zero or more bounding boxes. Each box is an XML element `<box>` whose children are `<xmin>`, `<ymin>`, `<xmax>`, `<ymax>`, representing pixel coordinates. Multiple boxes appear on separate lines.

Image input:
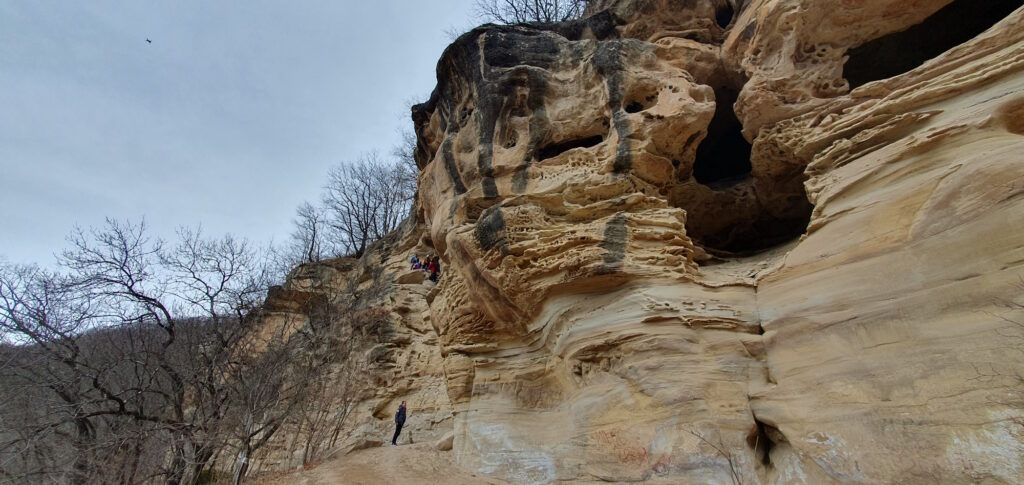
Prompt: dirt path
<box><xmin>258</xmin><ymin>442</ymin><xmax>507</xmax><ymax>485</ymax></box>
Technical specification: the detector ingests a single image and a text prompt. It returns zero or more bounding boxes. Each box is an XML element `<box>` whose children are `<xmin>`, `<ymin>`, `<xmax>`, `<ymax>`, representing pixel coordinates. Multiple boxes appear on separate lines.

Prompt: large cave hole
<box><xmin>675</xmin><ymin>78</ymin><xmax>812</xmax><ymax>256</ymax></box>
<box><xmin>844</xmin><ymin>0</ymin><xmax>1022</xmax><ymax>89</ymax></box>
<box><xmin>692</xmin><ymin>85</ymin><xmax>752</xmax><ymax>188</ymax></box>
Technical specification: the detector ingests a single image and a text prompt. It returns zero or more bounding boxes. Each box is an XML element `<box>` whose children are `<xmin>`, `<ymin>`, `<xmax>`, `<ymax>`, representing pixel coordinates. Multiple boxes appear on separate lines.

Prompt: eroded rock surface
<box><xmin>403</xmin><ymin>0</ymin><xmax>1024</xmax><ymax>483</ymax></box>
<box><xmin>268</xmin><ymin>1</ymin><xmax>1024</xmax><ymax>483</ymax></box>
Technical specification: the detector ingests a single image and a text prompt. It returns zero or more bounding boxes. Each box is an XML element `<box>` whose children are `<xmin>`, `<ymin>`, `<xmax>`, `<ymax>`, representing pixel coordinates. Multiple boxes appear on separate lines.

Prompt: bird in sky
<box><xmin>146</xmin><ymin>38</ymin><xmax>152</xmax><ymax>43</ymax></box>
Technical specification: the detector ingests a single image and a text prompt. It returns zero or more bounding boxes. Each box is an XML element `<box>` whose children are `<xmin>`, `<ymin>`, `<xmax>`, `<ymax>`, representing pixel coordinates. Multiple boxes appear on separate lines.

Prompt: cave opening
<box><xmin>537</xmin><ymin>134</ymin><xmax>605</xmax><ymax>161</ymax></box>
<box><xmin>748</xmin><ymin>419</ymin><xmax>782</xmax><ymax>468</ymax></box>
<box><xmin>844</xmin><ymin>0</ymin><xmax>1022</xmax><ymax>89</ymax></box>
<box><xmin>674</xmin><ymin>76</ymin><xmax>812</xmax><ymax>256</ymax></box>
<box><xmin>715</xmin><ymin>4</ymin><xmax>735</xmax><ymax>29</ymax></box>
<box><xmin>692</xmin><ymin>85</ymin><xmax>752</xmax><ymax>188</ymax></box>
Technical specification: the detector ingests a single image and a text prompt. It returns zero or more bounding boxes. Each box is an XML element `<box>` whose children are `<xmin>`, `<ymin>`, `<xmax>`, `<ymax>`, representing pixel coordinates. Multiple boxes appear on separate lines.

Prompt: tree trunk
<box><xmin>232</xmin><ymin>446</ymin><xmax>250</xmax><ymax>485</ymax></box>
<box><xmin>165</xmin><ymin>435</ymin><xmax>189</xmax><ymax>485</ymax></box>
<box><xmin>233</xmin><ymin>411</ymin><xmax>254</xmax><ymax>485</ymax></box>
<box><xmin>166</xmin><ymin>451</ymin><xmax>186</xmax><ymax>485</ymax></box>
<box><xmin>189</xmin><ymin>446</ymin><xmax>214</xmax><ymax>485</ymax></box>
<box><xmin>70</xmin><ymin>416</ymin><xmax>95</xmax><ymax>485</ymax></box>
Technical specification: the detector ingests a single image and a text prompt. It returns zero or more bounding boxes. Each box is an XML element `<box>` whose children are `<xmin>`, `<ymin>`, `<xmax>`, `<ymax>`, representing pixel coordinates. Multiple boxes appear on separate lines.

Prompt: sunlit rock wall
<box><xmin>403</xmin><ymin>0</ymin><xmax>1024</xmax><ymax>482</ymax></box>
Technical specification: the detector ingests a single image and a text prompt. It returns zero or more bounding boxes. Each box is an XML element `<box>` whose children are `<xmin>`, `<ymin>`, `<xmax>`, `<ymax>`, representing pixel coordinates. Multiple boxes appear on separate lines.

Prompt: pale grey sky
<box><xmin>0</xmin><ymin>1</ymin><xmax>478</xmax><ymax>266</ymax></box>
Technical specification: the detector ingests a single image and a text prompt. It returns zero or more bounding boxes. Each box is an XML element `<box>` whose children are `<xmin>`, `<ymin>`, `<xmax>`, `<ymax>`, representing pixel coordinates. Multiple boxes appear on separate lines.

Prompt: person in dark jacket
<box><xmin>392</xmin><ymin>401</ymin><xmax>407</xmax><ymax>445</ymax></box>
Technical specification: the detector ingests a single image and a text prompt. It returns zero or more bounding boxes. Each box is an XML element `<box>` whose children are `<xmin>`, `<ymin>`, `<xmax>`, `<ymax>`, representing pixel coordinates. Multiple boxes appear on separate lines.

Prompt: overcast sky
<box><xmin>0</xmin><ymin>1</ymin><xmax>478</xmax><ymax>267</ymax></box>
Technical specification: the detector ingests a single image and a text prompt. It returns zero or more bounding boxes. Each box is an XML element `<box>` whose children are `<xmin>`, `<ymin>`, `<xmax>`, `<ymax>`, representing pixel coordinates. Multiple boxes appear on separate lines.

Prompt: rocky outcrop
<box><xmin>263</xmin><ymin>1</ymin><xmax>1023</xmax><ymax>483</ymax></box>
<box><xmin>254</xmin><ymin>226</ymin><xmax>457</xmax><ymax>468</ymax></box>
<box><xmin>399</xmin><ymin>0</ymin><xmax>1024</xmax><ymax>483</ymax></box>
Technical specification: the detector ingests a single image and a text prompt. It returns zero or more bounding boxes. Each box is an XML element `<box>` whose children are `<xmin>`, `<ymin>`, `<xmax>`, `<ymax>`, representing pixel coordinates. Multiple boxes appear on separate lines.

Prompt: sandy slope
<box><xmin>259</xmin><ymin>442</ymin><xmax>507</xmax><ymax>485</ymax></box>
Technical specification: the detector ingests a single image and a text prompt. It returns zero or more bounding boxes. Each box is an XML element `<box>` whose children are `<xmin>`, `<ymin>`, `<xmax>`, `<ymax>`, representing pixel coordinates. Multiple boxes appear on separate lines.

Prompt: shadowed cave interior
<box><xmin>683</xmin><ymin>0</ymin><xmax>1022</xmax><ymax>255</ymax></box>
<box><xmin>678</xmin><ymin>78</ymin><xmax>812</xmax><ymax>256</ymax></box>
<box><xmin>692</xmin><ymin>84</ymin><xmax>751</xmax><ymax>188</ymax></box>
<box><xmin>715</xmin><ymin>3</ymin><xmax>735</xmax><ymax>29</ymax></box>
<box><xmin>844</xmin><ymin>0</ymin><xmax>1023</xmax><ymax>89</ymax></box>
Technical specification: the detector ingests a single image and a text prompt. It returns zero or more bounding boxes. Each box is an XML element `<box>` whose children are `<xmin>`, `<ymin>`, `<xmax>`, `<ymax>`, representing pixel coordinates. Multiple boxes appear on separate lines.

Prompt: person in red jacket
<box><xmin>428</xmin><ymin>257</ymin><xmax>440</xmax><ymax>282</ymax></box>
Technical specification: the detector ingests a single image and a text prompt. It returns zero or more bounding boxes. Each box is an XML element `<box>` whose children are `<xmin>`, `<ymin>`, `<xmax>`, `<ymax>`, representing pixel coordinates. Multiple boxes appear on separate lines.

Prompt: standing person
<box><xmin>392</xmin><ymin>401</ymin><xmax>407</xmax><ymax>445</ymax></box>
<box><xmin>429</xmin><ymin>256</ymin><xmax>440</xmax><ymax>282</ymax></box>
<box><xmin>410</xmin><ymin>254</ymin><xmax>419</xmax><ymax>270</ymax></box>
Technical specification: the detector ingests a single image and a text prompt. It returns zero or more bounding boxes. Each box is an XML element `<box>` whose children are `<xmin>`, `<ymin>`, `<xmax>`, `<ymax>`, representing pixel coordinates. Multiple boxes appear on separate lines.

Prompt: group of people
<box><xmin>410</xmin><ymin>254</ymin><xmax>441</xmax><ymax>282</ymax></box>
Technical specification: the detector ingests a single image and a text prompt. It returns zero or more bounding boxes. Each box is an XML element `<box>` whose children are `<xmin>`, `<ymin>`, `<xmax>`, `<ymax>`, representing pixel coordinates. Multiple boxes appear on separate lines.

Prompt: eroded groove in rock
<box><xmin>747</xmin><ymin>417</ymin><xmax>777</xmax><ymax>467</ymax></box>
<box><xmin>844</xmin><ymin>0</ymin><xmax>1023</xmax><ymax>89</ymax></box>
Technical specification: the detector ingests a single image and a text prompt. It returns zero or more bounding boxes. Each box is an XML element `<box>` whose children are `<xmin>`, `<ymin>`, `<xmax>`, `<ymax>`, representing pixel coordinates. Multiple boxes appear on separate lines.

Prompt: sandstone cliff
<box><xmin>273</xmin><ymin>0</ymin><xmax>1024</xmax><ymax>483</ymax></box>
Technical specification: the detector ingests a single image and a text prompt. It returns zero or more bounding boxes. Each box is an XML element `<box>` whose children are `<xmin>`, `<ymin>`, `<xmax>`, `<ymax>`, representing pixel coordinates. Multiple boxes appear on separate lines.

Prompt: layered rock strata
<box><xmin>255</xmin><ymin>227</ymin><xmax>456</xmax><ymax>467</ymax></box>
<box><xmin>262</xmin><ymin>1</ymin><xmax>1024</xmax><ymax>483</ymax></box>
<box><xmin>399</xmin><ymin>0</ymin><xmax>1024</xmax><ymax>483</ymax></box>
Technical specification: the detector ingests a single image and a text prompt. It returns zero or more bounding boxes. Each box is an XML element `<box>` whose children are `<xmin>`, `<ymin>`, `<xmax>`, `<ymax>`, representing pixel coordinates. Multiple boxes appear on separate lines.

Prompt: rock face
<box><xmin>396</xmin><ymin>0</ymin><xmax>1024</xmax><ymax>483</ymax></box>
<box><xmin>261</xmin><ymin>1</ymin><xmax>1024</xmax><ymax>483</ymax></box>
<box><xmin>255</xmin><ymin>231</ymin><xmax>457</xmax><ymax>467</ymax></box>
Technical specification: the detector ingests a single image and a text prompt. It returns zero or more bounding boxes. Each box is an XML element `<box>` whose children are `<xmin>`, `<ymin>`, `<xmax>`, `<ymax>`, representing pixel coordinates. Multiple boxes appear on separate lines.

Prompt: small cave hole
<box><xmin>692</xmin><ymin>86</ymin><xmax>752</xmax><ymax>187</ymax></box>
<box><xmin>748</xmin><ymin>418</ymin><xmax>783</xmax><ymax>467</ymax></box>
<box><xmin>624</xmin><ymin>91</ymin><xmax>658</xmax><ymax>113</ymax></box>
<box><xmin>715</xmin><ymin>4</ymin><xmax>735</xmax><ymax>29</ymax></box>
<box><xmin>502</xmin><ymin>130</ymin><xmax>519</xmax><ymax>149</ymax></box>
<box><xmin>537</xmin><ymin>134</ymin><xmax>604</xmax><ymax>161</ymax></box>
<box><xmin>844</xmin><ymin>0</ymin><xmax>1022</xmax><ymax>89</ymax></box>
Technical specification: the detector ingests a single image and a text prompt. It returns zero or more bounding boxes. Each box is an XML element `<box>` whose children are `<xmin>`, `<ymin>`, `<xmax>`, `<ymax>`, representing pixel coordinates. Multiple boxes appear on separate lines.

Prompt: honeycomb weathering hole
<box><xmin>844</xmin><ymin>0</ymin><xmax>1022</xmax><ymax>89</ymax></box>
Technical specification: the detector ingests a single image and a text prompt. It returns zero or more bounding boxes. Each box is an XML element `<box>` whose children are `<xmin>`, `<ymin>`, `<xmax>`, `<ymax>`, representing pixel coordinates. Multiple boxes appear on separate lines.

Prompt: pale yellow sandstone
<box><xmin>268</xmin><ymin>1</ymin><xmax>1024</xmax><ymax>483</ymax></box>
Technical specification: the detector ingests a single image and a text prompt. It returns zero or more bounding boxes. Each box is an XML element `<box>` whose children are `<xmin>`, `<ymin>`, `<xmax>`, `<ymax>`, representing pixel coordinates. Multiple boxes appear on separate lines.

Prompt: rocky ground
<box><xmin>257</xmin><ymin>443</ymin><xmax>507</xmax><ymax>485</ymax></box>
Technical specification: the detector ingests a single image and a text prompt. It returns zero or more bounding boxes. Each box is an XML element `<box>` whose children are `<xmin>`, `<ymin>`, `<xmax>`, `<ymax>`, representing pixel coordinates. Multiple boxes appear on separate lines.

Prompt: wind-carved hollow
<box><xmin>537</xmin><ymin>134</ymin><xmax>605</xmax><ymax>161</ymax></box>
<box><xmin>692</xmin><ymin>85</ymin><xmax>751</xmax><ymax>187</ymax></box>
<box><xmin>624</xmin><ymin>81</ymin><xmax>660</xmax><ymax>113</ymax></box>
<box><xmin>673</xmin><ymin>80</ymin><xmax>812</xmax><ymax>255</ymax></box>
<box><xmin>844</xmin><ymin>0</ymin><xmax>1022</xmax><ymax>89</ymax></box>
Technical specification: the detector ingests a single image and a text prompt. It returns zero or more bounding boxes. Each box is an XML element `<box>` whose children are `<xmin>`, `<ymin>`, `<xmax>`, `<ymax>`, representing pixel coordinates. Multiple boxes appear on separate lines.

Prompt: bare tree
<box><xmin>0</xmin><ymin>264</ymin><xmax>109</xmax><ymax>485</ymax></box>
<box><xmin>686</xmin><ymin>428</ymin><xmax>743</xmax><ymax>485</ymax></box>
<box><xmin>1</xmin><ymin>213</ymin><xmax>406</xmax><ymax>483</ymax></box>
<box><xmin>226</xmin><ymin>329</ymin><xmax>303</xmax><ymax>485</ymax></box>
<box><xmin>289</xmin><ymin>201</ymin><xmax>330</xmax><ymax>264</ymax></box>
<box><xmin>391</xmin><ymin>127</ymin><xmax>419</xmax><ymax>171</ymax></box>
<box><xmin>288</xmin><ymin>305</ymin><xmax>391</xmax><ymax>466</ymax></box>
<box><xmin>475</xmin><ymin>0</ymin><xmax>588</xmax><ymax>24</ymax></box>
<box><xmin>322</xmin><ymin>152</ymin><xmax>415</xmax><ymax>257</ymax></box>
<box><xmin>0</xmin><ymin>220</ymin><xmax>272</xmax><ymax>485</ymax></box>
